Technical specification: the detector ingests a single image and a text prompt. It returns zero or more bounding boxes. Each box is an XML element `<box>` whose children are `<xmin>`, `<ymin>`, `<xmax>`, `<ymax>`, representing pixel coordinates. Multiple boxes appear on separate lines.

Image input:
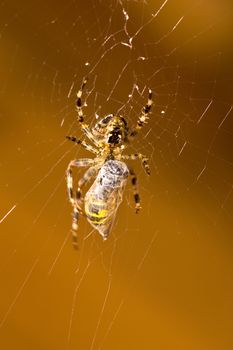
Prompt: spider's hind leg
<box><xmin>76</xmin><ymin>166</ymin><xmax>97</xmax><ymax>210</ymax></box>
<box><xmin>122</xmin><ymin>153</ymin><xmax>151</xmax><ymax>176</ymax></box>
<box><xmin>129</xmin><ymin>167</ymin><xmax>141</xmax><ymax>213</ymax></box>
<box><xmin>71</xmin><ymin>206</ymin><xmax>79</xmax><ymax>249</ymax></box>
<box><xmin>72</xmin><ymin>166</ymin><xmax>98</xmax><ymax>248</ymax></box>
<box><xmin>66</xmin><ymin>159</ymin><xmax>94</xmax><ymax>208</ymax></box>
<box><xmin>66</xmin><ymin>158</ymin><xmax>95</xmax><ymax>247</ymax></box>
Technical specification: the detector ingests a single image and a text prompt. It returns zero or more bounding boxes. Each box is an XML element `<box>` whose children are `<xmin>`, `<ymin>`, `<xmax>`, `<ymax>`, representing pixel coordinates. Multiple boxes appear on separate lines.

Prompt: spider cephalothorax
<box><xmin>92</xmin><ymin>115</ymin><xmax>129</xmax><ymax>145</ymax></box>
<box><xmin>66</xmin><ymin>77</ymin><xmax>152</xmax><ymax>247</ymax></box>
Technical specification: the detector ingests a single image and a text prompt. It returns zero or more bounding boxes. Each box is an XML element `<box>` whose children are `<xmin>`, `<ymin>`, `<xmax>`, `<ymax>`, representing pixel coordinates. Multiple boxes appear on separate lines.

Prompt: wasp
<box><xmin>84</xmin><ymin>160</ymin><xmax>129</xmax><ymax>239</ymax></box>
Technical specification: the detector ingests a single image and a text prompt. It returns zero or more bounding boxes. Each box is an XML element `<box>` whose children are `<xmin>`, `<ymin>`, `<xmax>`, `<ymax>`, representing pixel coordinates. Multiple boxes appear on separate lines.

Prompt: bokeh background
<box><xmin>0</xmin><ymin>1</ymin><xmax>233</xmax><ymax>349</ymax></box>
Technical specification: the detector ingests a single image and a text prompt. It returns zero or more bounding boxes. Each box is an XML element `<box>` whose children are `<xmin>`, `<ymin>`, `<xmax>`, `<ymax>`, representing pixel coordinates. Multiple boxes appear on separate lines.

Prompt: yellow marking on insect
<box><xmin>87</xmin><ymin>218</ymin><xmax>106</xmax><ymax>225</ymax></box>
<box><xmin>85</xmin><ymin>208</ymin><xmax>108</xmax><ymax>219</ymax></box>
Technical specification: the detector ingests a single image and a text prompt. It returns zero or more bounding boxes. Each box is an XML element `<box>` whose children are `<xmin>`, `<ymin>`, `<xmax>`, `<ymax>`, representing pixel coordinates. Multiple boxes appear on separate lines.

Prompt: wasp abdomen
<box><xmin>84</xmin><ymin>160</ymin><xmax>129</xmax><ymax>239</ymax></box>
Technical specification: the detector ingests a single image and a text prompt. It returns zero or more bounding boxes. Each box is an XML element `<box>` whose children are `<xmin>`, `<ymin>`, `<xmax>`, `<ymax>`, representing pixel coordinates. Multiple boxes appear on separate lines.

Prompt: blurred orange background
<box><xmin>0</xmin><ymin>1</ymin><xmax>233</xmax><ymax>349</ymax></box>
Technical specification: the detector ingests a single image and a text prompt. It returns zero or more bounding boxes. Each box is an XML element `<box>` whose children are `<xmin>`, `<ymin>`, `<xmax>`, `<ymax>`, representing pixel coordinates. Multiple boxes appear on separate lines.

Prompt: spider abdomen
<box><xmin>84</xmin><ymin>160</ymin><xmax>129</xmax><ymax>239</ymax></box>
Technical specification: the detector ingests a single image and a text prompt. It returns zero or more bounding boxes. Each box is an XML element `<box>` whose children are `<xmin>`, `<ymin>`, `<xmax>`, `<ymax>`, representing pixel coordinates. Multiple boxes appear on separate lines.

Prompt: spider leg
<box><xmin>130</xmin><ymin>89</ymin><xmax>153</xmax><ymax>138</ymax></box>
<box><xmin>76</xmin><ymin>77</ymin><xmax>99</xmax><ymax>147</ymax></box>
<box><xmin>72</xmin><ymin>167</ymin><xmax>98</xmax><ymax>248</ymax></box>
<box><xmin>72</xmin><ymin>206</ymin><xmax>79</xmax><ymax>249</ymax></box>
<box><xmin>76</xmin><ymin>166</ymin><xmax>98</xmax><ymax>209</ymax></box>
<box><xmin>128</xmin><ymin>167</ymin><xmax>141</xmax><ymax>213</ymax></box>
<box><xmin>66</xmin><ymin>135</ymin><xmax>98</xmax><ymax>155</ymax></box>
<box><xmin>76</xmin><ymin>77</ymin><xmax>88</xmax><ymax>124</ymax></box>
<box><xmin>81</xmin><ymin>124</ymin><xmax>99</xmax><ymax>147</ymax></box>
<box><xmin>121</xmin><ymin>153</ymin><xmax>151</xmax><ymax>175</ymax></box>
<box><xmin>67</xmin><ymin>158</ymin><xmax>95</xmax><ymax>206</ymax></box>
<box><xmin>66</xmin><ymin>158</ymin><xmax>95</xmax><ymax>248</ymax></box>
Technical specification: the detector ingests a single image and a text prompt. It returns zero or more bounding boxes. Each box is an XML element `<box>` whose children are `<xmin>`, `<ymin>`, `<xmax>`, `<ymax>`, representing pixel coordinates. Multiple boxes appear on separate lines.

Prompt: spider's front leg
<box><xmin>130</xmin><ymin>88</ymin><xmax>153</xmax><ymax>139</ymax></box>
<box><xmin>66</xmin><ymin>158</ymin><xmax>95</xmax><ymax>248</ymax></box>
<box><xmin>75</xmin><ymin>77</ymin><xmax>99</xmax><ymax>147</ymax></box>
<box><xmin>66</xmin><ymin>135</ymin><xmax>98</xmax><ymax>155</ymax></box>
<box><xmin>76</xmin><ymin>77</ymin><xmax>88</xmax><ymax>124</ymax></box>
<box><xmin>121</xmin><ymin>153</ymin><xmax>151</xmax><ymax>175</ymax></box>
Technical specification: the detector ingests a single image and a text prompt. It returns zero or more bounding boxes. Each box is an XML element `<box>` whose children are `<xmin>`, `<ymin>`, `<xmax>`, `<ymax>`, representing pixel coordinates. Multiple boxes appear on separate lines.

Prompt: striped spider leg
<box><xmin>66</xmin><ymin>135</ymin><xmax>98</xmax><ymax>155</ymax></box>
<box><xmin>120</xmin><ymin>154</ymin><xmax>150</xmax><ymax>213</ymax></box>
<box><xmin>66</xmin><ymin>158</ymin><xmax>96</xmax><ymax>248</ymax></box>
<box><xmin>128</xmin><ymin>167</ymin><xmax>141</xmax><ymax>213</ymax></box>
<box><xmin>75</xmin><ymin>77</ymin><xmax>99</xmax><ymax>147</ymax></box>
<box><xmin>121</xmin><ymin>153</ymin><xmax>151</xmax><ymax>175</ymax></box>
<box><xmin>129</xmin><ymin>88</ymin><xmax>153</xmax><ymax>138</ymax></box>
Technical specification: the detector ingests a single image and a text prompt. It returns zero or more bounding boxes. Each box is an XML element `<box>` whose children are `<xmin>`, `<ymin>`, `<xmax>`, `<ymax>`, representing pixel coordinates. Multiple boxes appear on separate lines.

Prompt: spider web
<box><xmin>0</xmin><ymin>0</ymin><xmax>233</xmax><ymax>349</ymax></box>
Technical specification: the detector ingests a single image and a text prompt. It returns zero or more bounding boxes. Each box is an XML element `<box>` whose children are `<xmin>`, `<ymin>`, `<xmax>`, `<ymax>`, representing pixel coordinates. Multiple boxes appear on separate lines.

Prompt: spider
<box><xmin>66</xmin><ymin>77</ymin><xmax>152</xmax><ymax>247</ymax></box>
